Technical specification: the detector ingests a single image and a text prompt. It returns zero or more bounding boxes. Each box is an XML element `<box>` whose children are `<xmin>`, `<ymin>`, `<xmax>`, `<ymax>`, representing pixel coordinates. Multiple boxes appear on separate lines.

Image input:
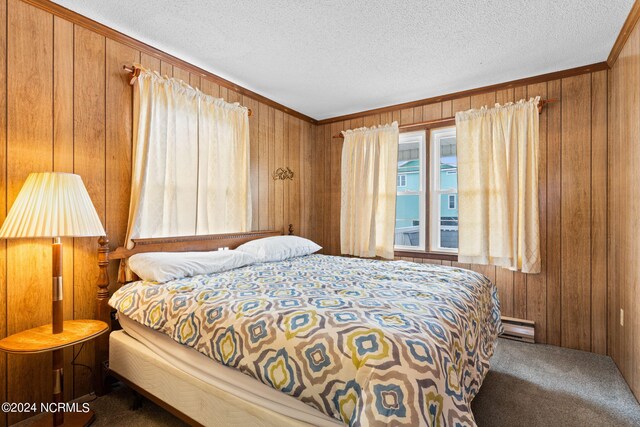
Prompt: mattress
<box><xmin>111</xmin><ymin>254</ymin><xmax>502</xmax><ymax>425</ymax></box>
<box><xmin>118</xmin><ymin>313</ymin><xmax>340</xmax><ymax>426</ymax></box>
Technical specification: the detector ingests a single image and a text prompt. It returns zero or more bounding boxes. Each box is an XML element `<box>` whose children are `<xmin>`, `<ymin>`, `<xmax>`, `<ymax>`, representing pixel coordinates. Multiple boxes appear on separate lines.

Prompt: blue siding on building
<box><xmin>395</xmin><ymin>160</ymin><xmax>458</xmax><ymax>248</ymax></box>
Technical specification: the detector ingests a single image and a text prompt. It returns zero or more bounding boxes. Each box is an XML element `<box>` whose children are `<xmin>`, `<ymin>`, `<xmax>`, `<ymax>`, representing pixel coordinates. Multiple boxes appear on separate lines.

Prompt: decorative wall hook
<box><xmin>272</xmin><ymin>167</ymin><xmax>294</xmax><ymax>181</ymax></box>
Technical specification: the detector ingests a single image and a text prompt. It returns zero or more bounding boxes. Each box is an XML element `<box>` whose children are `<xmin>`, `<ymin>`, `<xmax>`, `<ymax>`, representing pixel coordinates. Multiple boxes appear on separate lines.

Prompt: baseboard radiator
<box><xmin>500</xmin><ymin>316</ymin><xmax>535</xmax><ymax>343</ymax></box>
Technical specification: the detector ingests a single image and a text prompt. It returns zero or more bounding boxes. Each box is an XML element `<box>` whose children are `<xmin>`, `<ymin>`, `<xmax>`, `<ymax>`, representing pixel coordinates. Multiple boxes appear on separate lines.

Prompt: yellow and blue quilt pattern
<box><xmin>110</xmin><ymin>255</ymin><xmax>502</xmax><ymax>426</ymax></box>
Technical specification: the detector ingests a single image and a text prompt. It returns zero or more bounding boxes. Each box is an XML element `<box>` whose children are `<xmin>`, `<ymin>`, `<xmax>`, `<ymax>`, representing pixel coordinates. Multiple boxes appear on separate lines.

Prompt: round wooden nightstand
<box><xmin>0</xmin><ymin>319</ymin><xmax>109</xmax><ymax>427</ymax></box>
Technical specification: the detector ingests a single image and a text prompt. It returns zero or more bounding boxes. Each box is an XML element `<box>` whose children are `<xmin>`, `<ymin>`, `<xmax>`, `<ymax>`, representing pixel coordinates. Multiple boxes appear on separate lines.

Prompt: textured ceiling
<box><xmin>53</xmin><ymin>0</ymin><xmax>632</xmax><ymax>120</ymax></box>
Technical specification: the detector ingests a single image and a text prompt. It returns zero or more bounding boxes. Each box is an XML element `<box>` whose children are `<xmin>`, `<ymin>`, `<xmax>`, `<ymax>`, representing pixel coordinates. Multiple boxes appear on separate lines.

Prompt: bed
<box><xmin>95</xmin><ymin>230</ymin><xmax>502</xmax><ymax>426</ymax></box>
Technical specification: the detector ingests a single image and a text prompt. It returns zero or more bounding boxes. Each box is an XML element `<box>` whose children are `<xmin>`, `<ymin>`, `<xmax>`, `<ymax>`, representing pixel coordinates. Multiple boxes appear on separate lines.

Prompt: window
<box><xmin>394</xmin><ymin>125</ymin><xmax>458</xmax><ymax>254</ymax></box>
<box><xmin>429</xmin><ymin>126</ymin><xmax>458</xmax><ymax>252</ymax></box>
<box><xmin>448</xmin><ymin>194</ymin><xmax>456</xmax><ymax>209</ymax></box>
<box><xmin>394</xmin><ymin>131</ymin><xmax>426</xmax><ymax>251</ymax></box>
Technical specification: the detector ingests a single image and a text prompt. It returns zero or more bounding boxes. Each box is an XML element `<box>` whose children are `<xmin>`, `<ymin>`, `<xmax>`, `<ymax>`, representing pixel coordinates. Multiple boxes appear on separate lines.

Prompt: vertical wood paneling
<box><xmin>496</xmin><ymin>268</ymin><xmax>514</xmax><ymax>317</ymax></box>
<box><xmin>441</xmin><ymin>101</ymin><xmax>452</xmax><ymax>118</ymax></box>
<box><xmin>590</xmin><ymin>70</ymin><xmax>607</xmax><ymax>355</ymax></box>
<box><xmin>172</xmin><ymin>66</ymin><xmax>189</xmax><ymax>83</ymax></box>
<box><xmin>282</xmin><ymin>114</ymin><xmax>290</xmax><ymax>231</ymax></box>
<box><xmin>268</xmin><ymin>107</ymin><xmax>276</xmax><ymax>230</ymax></box>
<box><xmin>362</xmin><ymin>114</ymin><xmax>378</xmax><ymax>127</ymax></box>
<box><xmin>105</xmin><ymin>39</ymin><xmax>137</xmax><ymax>251</ymax></box>
<box><xmin>104</xmin><ymin>40</ymin><xmax>138</xmax><ymax>359</ymax></box>
<box><xmin>322</xmin><ymin>124</ymin><xmax>332</xmax><ymax>254</ymax></box>
<box><xmin>6</xmin><ymin>1</ymin><xmax>53</xmax><ymax>421</ymax></box>
<box><xmin>633</xmin><ymin>34</ymin><xmax>640</xmax><ymax>395</ymax></box>
<box><xmin>452</xmin><ymin>97</ymin><xmax>471</xmax><ymax>113</ymax></box>
<box><xmin>412</xmin><ymin>106</ymin><xmax>423</xmax><ymax>123</ymax></box>
<box><xmin>73</xmin><ymin>25</ymin><xmax>106</xmax><ymax>397</ymax></box>
<box><xmin>160</xmin><ymin>60</ymin><xmax>172</xmax><ymax>78</ymax></box>
<box><xmin>289</xmin><ymin>117</ymin><xmax>301</xmax><ymax>235</ymax></box>
<box><xmin>219</xmin><ymin>86</ymin><xmax>228</xmax><ymax>103</ymax></box>
<box><xmin>546</xmin><ymin>79</ymin><xmax>562</xmax><ymax>346</ymax></box>
<box><xmin>560</xmin><ymin>74</ymin><xmax>592</xmax><ymax>351</ymax></box>
<box><xmin>53</xmin><ymin>15</ymin><xmax>75</xmax><ymax>402</ymax></box>
<box><xmin>227</xmin><ymin>90</ymin><xmax>240</xmax><ymax>104</ymax></box>
<box><xmin>258</xmin><ymin>103</ymin><xmax>270</xmax><ymax>230</ymax></box>
<box><xmin>400</xmin><ymin>108</ymin><xmax>414</xmax><ymax>125</ymax></box>
<box><xmin>139</xmin><ymin>52</ymin><xmax>160</xmax><ymax>72</ymax></box>
<box><xmin>0</xmin><ymin>0</ymin><xmax>5</xmax><ymax>421</ymax></box>
<box><xmin>300</xmin><ymin>121</ymin><xmax>312</xmax><ymax>239</ymax></box>
<box><xmin>423</xmin><ymin>103</ymin><xmax>441</xmax><ymax>121</ymax></box>
<box><xmin>311</xmin><ymin>125</ymin><xmax>325</xmax><ymax>247</ymax></box>
<box><xmin>189</xmin><ymin>73</ymin><xmax>200</xmax><ymax>90</ymax></box>
<box><xmin>526</xmin><ymin>81</ymin><xmax>548</xmax><ymax>343</ymax></box>
<box><xmin>315</xmin><ymin>71</ymin><xmax>609</xmax><ymax>351</ymax></box>
<box><xmin>329</xmin><ymin>122</ymin><xmax>344</xmax><ymax>255</ymax></box>
<box><xmin>607</xmin><ymin>67</ymin><xmax>619</xmax><ymax>367</ymax></box>
<box><xmin>608</xmin><ymin>16</ymin><xmax>640</xmax><ymax>401</ymax></box>
<box><xmin>274</xmin><ymin>110</ymin><xmax>284</xmax><ymax>232</ymax></box>
<box><xmin>200</xmin><ymin>79</ymin><xmax>219</xmax><ymax>97</ymax></box>
<box><xmin>470</xmin><ymin>92</ymin><xmax>495</xmax><ymax>109</ymax></box>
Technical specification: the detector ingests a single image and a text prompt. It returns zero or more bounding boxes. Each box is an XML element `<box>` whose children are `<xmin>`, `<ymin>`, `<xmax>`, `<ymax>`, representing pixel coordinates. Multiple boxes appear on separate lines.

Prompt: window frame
<box><xmin>394</xmin><ymin>119</ymin><xmax>458</xmax><ymax>261</ymax></box>
<box><xmin>429</xmin><ymin>125</ymin><xmax>458</xmax><ymax>254</ymax></box>
<box><xmin>394</xmin><ymin>130</ymin><xmax>426</xmax><ymax>252</ymax></box>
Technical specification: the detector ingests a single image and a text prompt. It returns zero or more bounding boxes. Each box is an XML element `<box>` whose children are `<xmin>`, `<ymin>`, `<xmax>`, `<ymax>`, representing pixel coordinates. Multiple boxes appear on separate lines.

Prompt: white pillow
<box><xmin>128</xmin><ymin>250</ymin><xmax>256</xmax><ymax>283</ymax></box>
<box><xmin>235</xmin><ymin>236</ymin><xmax>321</xmax><ymax>263</ymax></box>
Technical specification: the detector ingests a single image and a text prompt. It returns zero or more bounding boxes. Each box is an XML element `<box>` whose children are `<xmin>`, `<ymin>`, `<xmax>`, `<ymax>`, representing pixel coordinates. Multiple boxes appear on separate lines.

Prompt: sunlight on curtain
<box><xmin>198</xmin><ymin>95</ymin><xmax>251</xmax><ymax>234</ymax></box>
<box><xmin>456</xmin><ymin>97</ymin><xmax>540</xmax><ymax>273</ymax></box>
<box><xmin>125</xmin><ymin>67</ymin><xmax>251</xmax><ymax>249</ymax></box>
<box><xmin>340</xmin><ymin>122</ymin><xmax>399</xmax><ymax>259</ymax></box>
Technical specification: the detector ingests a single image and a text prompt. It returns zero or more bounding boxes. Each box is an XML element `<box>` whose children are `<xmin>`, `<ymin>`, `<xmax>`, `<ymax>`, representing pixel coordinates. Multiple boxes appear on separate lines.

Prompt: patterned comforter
<box><xmin>110</xmin><ymin>255</ymin><xmax>502</xmax><ymax>426</ymax></box>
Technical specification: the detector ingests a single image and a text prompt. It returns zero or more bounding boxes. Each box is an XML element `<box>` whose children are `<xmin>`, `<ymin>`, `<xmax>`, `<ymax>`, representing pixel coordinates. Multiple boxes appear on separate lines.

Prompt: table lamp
<box><xmin>0</xmin><ymin>172</ymin><xmax>107</xmax><ymax>427</ymax></box>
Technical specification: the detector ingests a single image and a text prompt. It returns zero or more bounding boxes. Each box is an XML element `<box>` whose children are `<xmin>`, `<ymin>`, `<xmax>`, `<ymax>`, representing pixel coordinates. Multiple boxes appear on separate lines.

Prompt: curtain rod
<box><xmin>331</xmin><ymin>98</ymin><xmax>558</xmax><ymax>138</ymax></box>
<box><xmin>123</xmin><ymin>65</ymin><xmax>253</xmax><ymax>117</ymax></box>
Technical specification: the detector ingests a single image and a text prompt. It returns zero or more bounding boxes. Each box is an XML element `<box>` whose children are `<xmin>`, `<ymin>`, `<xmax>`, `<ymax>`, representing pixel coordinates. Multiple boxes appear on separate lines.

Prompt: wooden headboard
<box><xmin>94</xmin><ymin>227</ymin><xmax>288</xmax><ymax>395</ymax></box>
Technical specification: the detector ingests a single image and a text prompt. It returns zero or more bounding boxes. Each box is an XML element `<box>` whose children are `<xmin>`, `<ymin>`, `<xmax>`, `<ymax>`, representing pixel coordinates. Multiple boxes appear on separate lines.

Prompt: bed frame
<box><xmin>94</xmin><ymin>228</ymin><xmax>287</xmax><ymax>397</ymax></box>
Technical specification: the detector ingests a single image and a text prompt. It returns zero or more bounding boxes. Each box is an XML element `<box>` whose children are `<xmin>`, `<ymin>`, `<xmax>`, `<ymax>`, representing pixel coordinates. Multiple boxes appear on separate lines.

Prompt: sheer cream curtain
<box><xmin>126</xmin><ymin>69</ymin><xmax>199</xmax><ymax>247</ymax></box>
<box><xmin>197</xmin><ymin>95</ymin><xmax>251</xmax><ymax>234</ymax></box>
<box><xmin>340</xmin><ymin>122</ymin><xmax>399</xmax><ymax>259</ymax></box>
<box><xmin>455</xmin><ymin>97</ymin><xmax>540</xmax><ymax>273</ymax></box>
<box><xmin>125</xmin><ymin>66</ymin><xmax>251</xmax><ymax>249</ymax></box>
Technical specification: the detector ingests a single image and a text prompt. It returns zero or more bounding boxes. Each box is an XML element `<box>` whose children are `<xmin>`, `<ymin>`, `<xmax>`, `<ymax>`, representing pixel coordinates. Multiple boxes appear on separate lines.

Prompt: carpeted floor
<box><xmin>471</xmin><ymin>339</ymin><xmax>640</xmax><ymax>426</ymax></box>
<box><xmin>15</xmin><ymin>338</ymin><xmax>640</xmax><ymax>426</ymax></box>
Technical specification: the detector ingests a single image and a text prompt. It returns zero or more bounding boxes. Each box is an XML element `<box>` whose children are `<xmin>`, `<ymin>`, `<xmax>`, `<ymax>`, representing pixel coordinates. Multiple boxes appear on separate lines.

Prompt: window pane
<box><xmin>439</xmin><ymin>135</ymin><xmax>457</xmax><ymax>191</ymax></box>
<box><xmin>439</xmin><ymin>193</ymin><xmax>458</xmax><ymax>249</ymax></box>
<box><xmin>395</xmin><ymin>194</ymin><xmax>421</xmax><ymax>247</ymax></box>
<box><xmin>395</xmin><ymin>135</ymin><xmax>423</xmax><ymax>249</ymax></box>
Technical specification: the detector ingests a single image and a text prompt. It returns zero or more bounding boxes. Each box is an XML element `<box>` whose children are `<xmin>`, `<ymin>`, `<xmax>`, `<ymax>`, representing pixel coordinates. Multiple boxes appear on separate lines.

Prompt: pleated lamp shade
<box><xmin>0</xmin><ymin>172</ymin><xmax>105</xmax><ymax>238</ymax></box>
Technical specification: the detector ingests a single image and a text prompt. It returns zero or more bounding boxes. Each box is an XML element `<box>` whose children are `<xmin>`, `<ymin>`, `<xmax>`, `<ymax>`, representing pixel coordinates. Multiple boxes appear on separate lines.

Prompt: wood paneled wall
<box><xmin>608</xmin><ymin>12</ymin><xmax>640</xmax><ymax>402</ymax></box>
<box><xmin>311</xmin><ymin>71</ymin><xmax>609</xmax><ymax>353</ymax></box>
<box><xmin>0</xmin><ymin>0</ymin><xmax>314</xmax><ymax>424</ymax></box>
<box><xmin>1</xmin><ymin>0</ymin><xmax>636</xmax><ymax>423</ymax></box>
